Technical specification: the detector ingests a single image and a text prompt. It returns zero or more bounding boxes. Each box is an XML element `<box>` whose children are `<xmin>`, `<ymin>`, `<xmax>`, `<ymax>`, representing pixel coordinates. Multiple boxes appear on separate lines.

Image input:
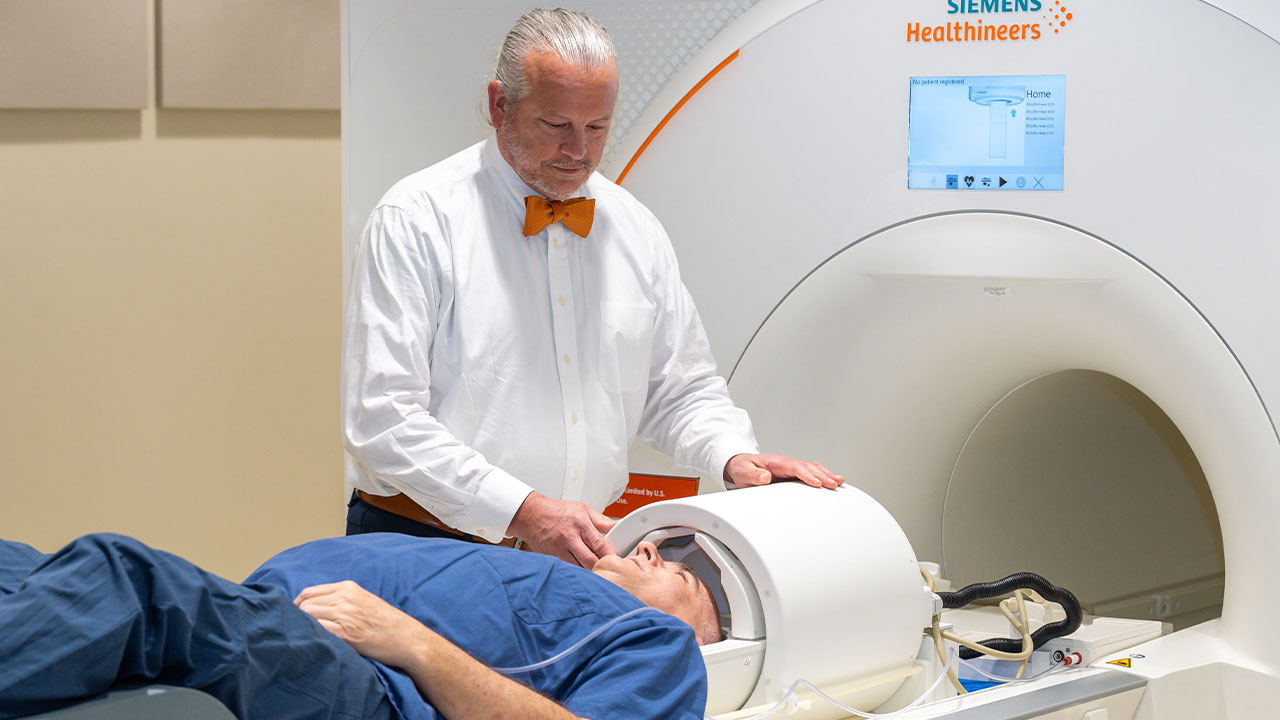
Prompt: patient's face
<box><xmin>593</xmin><ymin>541</ymin><xmax>718</xmax><ymax>643</ymax></box>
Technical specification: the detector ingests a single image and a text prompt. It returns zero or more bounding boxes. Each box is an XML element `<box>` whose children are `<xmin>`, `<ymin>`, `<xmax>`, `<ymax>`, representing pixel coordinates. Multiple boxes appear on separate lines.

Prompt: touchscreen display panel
<box><xmin>908</xmin><ymin>74</ymin><xmax>1065</xmax><ymax>191</ymax></box>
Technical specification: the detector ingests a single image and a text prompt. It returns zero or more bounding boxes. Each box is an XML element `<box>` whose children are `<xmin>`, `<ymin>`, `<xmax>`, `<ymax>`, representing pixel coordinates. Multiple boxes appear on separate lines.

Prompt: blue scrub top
<box><xmin>246</xmin><ymin>535</ymin><xmax>707</xmax><ymax>720</ymax></box>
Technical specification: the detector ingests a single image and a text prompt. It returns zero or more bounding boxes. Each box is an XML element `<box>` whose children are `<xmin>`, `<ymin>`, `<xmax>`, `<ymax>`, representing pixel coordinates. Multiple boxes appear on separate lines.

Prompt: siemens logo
<box><xmin>948</xmin><ymin>0</ymin><xmax>1043</xmax><ymax>13</ymax></box>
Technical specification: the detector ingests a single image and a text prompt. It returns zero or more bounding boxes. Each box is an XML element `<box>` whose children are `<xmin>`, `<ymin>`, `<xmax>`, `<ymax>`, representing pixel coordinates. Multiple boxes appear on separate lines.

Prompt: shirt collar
<box><xmin>481</xmin><ymin>136</ymin><xmax>598</xmax><ymax>219</ymax></box>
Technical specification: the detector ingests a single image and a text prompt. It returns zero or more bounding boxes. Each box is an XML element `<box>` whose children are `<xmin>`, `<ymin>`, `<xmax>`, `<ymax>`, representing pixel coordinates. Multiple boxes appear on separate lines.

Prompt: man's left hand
<box><xmin>723</xmin><ymin>453</ymin><xmax>844</xmax><ymax>489</ymax></box>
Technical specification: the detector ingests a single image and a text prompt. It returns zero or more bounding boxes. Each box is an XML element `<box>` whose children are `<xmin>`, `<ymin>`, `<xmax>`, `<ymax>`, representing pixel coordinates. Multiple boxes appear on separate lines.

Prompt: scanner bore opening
<box><xmin>943</xmin><ymin>369</ymin><xmax>1224</xmax><ymax>631</ymax></box>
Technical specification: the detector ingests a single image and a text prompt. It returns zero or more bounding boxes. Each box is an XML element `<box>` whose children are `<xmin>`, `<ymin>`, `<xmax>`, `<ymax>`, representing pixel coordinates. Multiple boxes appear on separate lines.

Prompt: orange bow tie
<box><xmin>522</xmin><ymin>196</ymin><xmax>595</xmax><ymax>238</ymax></box>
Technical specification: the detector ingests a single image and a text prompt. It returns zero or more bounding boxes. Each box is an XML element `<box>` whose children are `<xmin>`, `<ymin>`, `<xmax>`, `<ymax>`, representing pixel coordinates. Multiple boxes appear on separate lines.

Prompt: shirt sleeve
<box><xmin>635</xmin><ymin>217</ymin><xmax>760</xmax><ymax>480</ymax></box>
<box><xmin>559</xmin><ymin>615</ymin><xmax>708</xmax><ymax>720</ymax></box>
<box><xmin>341</xmin><ymin>203</ymin><xmax>533</xmax><ymax>541</ymax></box>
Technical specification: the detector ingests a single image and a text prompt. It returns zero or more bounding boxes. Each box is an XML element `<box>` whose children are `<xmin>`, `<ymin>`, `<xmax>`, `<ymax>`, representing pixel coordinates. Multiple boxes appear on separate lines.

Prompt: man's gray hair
<box><xmin>493</xmin><ymin>8</ymin><xmax>617</xmax><ymax>106</ymax></box>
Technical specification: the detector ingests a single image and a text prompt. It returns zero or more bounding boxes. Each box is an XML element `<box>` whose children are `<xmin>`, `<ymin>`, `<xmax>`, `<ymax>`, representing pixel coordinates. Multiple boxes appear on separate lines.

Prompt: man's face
<box><xmin>489</xmin><ymin>51</ymin><xmax>618</xmax><ymax>200</ymax></box>
<box><xmin>592</xmin><ymin>541</ymin><xmax>717</xmax><ymax>641</ymax></box>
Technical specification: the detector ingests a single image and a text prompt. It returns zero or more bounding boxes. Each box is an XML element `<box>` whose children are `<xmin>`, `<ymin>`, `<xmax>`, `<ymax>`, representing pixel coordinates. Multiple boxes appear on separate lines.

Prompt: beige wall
<box><xmin>0</xmin><ymin>8</ymin><xmax>343</xmax><ymax>581</ymax></box>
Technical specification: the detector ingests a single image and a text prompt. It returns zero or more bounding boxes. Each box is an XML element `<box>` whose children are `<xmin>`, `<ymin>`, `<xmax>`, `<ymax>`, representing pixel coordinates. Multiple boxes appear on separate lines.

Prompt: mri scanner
<box><xmin>344</xmin><ymin>0</ymin><xmax>1280</xmax><ymax>717</ymax></box>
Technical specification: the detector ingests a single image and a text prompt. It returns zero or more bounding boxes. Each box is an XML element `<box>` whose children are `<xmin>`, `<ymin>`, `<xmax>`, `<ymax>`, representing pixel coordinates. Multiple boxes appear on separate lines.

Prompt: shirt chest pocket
<box><xmin>597</xmin><ymin>301</ymin><xmax>655</xmax><ymax>395</ymax></box>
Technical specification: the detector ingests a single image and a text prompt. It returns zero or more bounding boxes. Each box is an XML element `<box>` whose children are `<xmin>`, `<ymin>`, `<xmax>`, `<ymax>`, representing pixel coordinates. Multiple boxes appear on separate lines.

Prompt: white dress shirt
<box><xmin>342</xmin><ymin>138</ymin><xmax>759</xmax><ymax>542</ymax></box>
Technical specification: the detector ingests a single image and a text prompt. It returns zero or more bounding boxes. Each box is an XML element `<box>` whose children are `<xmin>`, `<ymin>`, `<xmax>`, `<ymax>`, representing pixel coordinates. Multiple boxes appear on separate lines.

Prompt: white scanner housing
<box><xmin>608</xmin><ymin>483</ymin><xmax>933</xmax><ymax>717</ymax></box>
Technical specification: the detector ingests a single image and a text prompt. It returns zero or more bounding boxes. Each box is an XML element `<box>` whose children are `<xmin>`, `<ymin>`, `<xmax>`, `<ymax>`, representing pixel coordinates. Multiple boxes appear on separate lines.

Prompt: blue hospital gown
<box><xmin>0</xmin><ymin>534</ymin><xmax>705</xmax><ymax>720</ymax></box>
<box><xmin>247</xmin><ymin>534</ymin><xmax>708</xmax><ymax>720</ymax></box>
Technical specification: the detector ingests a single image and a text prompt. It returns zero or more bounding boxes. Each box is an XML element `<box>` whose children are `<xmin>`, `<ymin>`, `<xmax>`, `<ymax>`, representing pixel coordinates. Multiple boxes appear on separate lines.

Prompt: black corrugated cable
<box><xmin>937</xmin><ymin>572</ymin><xmax>1083</xmax><ymax>660</ymax></box>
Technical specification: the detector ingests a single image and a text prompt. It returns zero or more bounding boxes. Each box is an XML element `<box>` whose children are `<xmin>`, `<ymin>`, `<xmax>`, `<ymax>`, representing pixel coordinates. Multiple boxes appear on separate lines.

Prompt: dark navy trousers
<box><xmin>0</xmin><ymin>534</ymin><xmax>394</xmax><ymax>720</ymax></box>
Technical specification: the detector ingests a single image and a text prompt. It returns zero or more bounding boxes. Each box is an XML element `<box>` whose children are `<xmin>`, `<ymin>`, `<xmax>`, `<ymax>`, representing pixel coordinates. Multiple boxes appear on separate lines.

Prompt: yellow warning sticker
<box><xmin>1107</xmin><ymin>658</ymin><xmax>1132</xmax><ymax>668</ymax></box>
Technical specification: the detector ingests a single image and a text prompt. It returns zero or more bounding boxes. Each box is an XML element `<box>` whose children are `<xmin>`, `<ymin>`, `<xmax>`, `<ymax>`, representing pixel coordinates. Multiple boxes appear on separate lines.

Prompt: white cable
<box><xmin>705</xmin><ymin>648</ymin><xmax>960</xmax><ymax>720</ymax></box>
<box><xmin>492</xmin><ymin>606</ymin><xmax>656</xmax><ymax>674</ymax></box>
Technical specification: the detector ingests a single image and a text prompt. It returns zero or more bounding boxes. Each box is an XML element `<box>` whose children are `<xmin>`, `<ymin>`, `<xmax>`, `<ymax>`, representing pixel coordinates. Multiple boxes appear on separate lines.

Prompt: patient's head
<box><xmin>592</xmin><ymin>541</ymin><xmax>723</xmax><ymax>645</ymax></box>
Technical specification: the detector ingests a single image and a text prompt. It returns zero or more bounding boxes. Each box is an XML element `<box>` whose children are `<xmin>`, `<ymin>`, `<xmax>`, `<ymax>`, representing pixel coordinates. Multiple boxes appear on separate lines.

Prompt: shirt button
<box><xmin>553</xmin><ymin>238</ymin><xmax>560</xmax><ymax>248</ymax></box>
<box><xmin>563</xmin><ymin>354</ymin><xmax>571</xmax><ymax>365</ymax></box>
<box><xmin>571</xmin><ymin>412</ymin><xmax>579</xmax><ymax>423</ymax></box>
<box><xmin>558</xmin><ymin>295</ymin><xmax>566</xmax><ymax>306</ymax></box>
<box><xmin>571</xmin><ymin>472</ymin><xmax>579</xmax><ymax>482</ymax></box>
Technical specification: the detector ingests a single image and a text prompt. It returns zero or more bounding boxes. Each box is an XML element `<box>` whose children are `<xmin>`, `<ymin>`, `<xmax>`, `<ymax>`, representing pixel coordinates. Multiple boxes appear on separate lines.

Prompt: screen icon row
<box><xmin>942</xmin><ymin>174</ymin><xmax>1044</xmax><ymax>189</ymax></box>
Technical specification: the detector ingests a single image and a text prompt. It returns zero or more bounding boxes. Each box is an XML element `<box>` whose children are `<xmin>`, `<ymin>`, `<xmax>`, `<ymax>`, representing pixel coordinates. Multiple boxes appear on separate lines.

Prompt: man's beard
<box><xmin>497</xmin><ymin>121</ymin><xmax>591</xmax><ymax>199</ymax></box>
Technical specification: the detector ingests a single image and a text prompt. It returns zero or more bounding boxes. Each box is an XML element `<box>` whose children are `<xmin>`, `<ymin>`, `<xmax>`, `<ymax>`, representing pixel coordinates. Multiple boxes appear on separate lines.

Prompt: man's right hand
<box><xmin>507</xmin><ymin>492</ymin><xmax>617</xmax><ymax>569</ymax></box>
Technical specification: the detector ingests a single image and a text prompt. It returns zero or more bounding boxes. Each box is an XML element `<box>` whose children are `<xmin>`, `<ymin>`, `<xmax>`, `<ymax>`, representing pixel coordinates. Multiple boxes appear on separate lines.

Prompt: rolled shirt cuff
<box><xmin>454</xmin><ymin>468</ymin><xmax>535</xmax><ymax>543</ymax></box>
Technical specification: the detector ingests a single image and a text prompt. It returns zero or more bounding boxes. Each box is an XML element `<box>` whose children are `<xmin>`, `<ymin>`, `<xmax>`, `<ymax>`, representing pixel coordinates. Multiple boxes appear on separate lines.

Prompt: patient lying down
<box><xmin>0</xmin><ymin>533</ymin><xmax>719</xmax><ymax>720</ymax></box>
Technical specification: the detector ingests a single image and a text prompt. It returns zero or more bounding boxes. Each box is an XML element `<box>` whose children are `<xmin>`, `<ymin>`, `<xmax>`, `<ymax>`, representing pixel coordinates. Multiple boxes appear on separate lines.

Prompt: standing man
<box><xmin>342</xmin><ymin>8</ymin><xmax>841</xmax><ymax>568</ymax></box>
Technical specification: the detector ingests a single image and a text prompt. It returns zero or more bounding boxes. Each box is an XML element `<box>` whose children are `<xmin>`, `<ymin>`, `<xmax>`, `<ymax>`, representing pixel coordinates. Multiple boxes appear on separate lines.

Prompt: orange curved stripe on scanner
<box><xmin>614</xmin><ymin>50</ymin><xmax>741</xmax><ymax>186</ymax></box>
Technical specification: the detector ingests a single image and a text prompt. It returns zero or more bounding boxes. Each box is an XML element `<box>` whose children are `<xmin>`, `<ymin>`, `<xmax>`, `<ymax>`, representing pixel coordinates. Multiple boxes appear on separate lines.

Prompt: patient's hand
<box><xmin>295</xmin><ymin>581</ymin><xmax>425</xmax><ymax>668</ymax></box>
<box><xmin>299</xmin><ymin>583</ymin><xmax>587</xmax><ymax>720</ymax></box>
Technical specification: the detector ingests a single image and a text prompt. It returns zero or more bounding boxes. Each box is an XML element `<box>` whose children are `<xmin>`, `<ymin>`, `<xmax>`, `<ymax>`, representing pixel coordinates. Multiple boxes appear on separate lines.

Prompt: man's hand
<box><xmin>295</xmin><ymin>581</ymin><xmax>424</xmax><ymax>669</ymax></box>
<box><xmin>724</xmin><ymin>453</ymin><xmax>844</xmax><ymax>489</ymax></box>
<box><xmin>298</xmin><ymin>579</ymin><xmax>584</xmax><ymax>720</ymax></box>
<box><xmin>507</xmin><ymin>492</ymin><xmax>617</xmax><ymax>569</ymax></box>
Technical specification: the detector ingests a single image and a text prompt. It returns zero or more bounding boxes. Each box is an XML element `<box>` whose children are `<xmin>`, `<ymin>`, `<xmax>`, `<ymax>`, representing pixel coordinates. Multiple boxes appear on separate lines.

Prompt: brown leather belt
<box><xmin>356</xmin><ymin>490</ymin><xmax>518</xmax><ymax>548</ymax></box>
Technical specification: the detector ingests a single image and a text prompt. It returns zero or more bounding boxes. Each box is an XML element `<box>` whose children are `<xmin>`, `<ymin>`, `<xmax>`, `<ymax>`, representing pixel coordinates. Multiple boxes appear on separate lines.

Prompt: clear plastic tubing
<box><xmin>492</xmin><ymin>606</ymin><xmax>656</xmax><ymax>674</ymax></box>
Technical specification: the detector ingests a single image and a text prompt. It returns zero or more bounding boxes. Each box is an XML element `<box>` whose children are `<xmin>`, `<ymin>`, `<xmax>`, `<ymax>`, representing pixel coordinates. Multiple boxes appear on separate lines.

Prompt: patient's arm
<box><xmin>295</xmin><ymin>581</ymin><xmax>587</xmax><ymax>720</ymax></box>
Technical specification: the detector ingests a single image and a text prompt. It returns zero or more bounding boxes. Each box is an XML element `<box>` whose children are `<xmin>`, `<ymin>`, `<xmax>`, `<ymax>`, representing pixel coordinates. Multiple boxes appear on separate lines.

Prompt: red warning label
<box><xmin>604</xmin><ymin>473</ymin><xmax>698</xmax><ymax>518</ymax></box>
